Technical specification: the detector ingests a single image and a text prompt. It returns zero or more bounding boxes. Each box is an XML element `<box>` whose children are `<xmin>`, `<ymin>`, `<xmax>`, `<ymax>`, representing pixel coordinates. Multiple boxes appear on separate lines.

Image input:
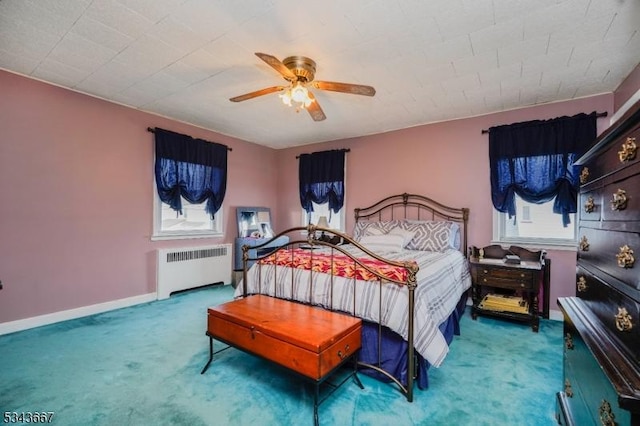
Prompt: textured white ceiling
<box><xmin>1</xmin><ymin>0</ymin><xmax>639</xmax><ymax>149</ymax></box>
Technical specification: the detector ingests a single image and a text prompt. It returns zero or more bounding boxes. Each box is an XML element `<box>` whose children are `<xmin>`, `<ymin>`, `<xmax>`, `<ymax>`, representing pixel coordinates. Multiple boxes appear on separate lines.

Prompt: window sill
<box><xmin>490</xmin><ymin>238</ymin><xmax>578</xmax><ymax>252</ymax></box>
<box><xmin>151</xmin><ymin>232</ymin><xmax>223</xmax><ymax>241</ymax></box>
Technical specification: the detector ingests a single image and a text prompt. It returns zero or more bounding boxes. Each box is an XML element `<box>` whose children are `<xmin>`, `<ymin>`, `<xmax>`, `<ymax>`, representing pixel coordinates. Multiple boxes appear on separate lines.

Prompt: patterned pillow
<box><xmin>353</xmin><ymin>220</ymin><xmax>401</xmax><ymax>241</ymax></box>
<box><xmin>399</xmin><ymin>221</ymin><xmax>460</xmax><ymax>252</ymax></box>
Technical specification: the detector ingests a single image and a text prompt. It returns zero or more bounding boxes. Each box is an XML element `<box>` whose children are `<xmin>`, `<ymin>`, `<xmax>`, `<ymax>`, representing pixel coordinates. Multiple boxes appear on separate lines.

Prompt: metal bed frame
<box><xmin>240</xmin><ymin>193</ymin><xmax>470</xmax><ymax>402</ymax></box>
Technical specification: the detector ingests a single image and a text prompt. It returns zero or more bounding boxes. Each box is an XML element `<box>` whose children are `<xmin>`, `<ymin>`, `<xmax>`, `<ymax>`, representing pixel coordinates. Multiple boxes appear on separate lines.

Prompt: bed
<box><xmin>235</xmin><ymin>193</ymin><xmax>471</xmax><ymax>402</ymax></box>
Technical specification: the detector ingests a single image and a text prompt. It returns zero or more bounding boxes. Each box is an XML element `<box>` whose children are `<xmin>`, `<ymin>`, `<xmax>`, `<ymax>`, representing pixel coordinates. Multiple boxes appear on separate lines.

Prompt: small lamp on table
<box><xmin>316</xmin><ymin>216</ymin><xmax>330</xmax><ymax>241</ymax></box>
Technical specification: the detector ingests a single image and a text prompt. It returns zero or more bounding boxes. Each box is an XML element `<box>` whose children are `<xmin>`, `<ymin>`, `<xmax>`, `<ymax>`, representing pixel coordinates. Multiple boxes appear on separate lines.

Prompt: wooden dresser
<box><xmin>556</xmin><ymin>101</ymin><xmax>640</xmax><ymax>425</ymax></box>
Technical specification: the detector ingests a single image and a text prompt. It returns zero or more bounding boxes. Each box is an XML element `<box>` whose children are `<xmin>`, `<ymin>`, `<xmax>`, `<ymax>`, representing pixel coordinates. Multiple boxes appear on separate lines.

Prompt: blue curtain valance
<box><xmin>154</xmin><ymin>128</ymin><xmax>228</xmax><ymax>218</ymax></box>
<box><xmin>489</xmin><ymin>112</ymin><xmax>597</xmax><ymax>227</ymax></box>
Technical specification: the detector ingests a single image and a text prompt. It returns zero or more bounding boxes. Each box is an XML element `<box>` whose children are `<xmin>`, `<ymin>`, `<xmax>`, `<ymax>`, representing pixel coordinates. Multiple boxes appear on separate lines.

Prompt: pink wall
<box><xmin>614</xmin><ymin>63</ymin><xmax>640</xmax><ymax>111</ymax></box>
<box><xmin>0</xmin><ymin>70</ymin><xmax>279</xmax><ymax>323</ymax></box>
<box><xmin>3</xmin><ymin>61</ymin><xmax>639</xmax><ymax>325</ymax></box>
<box><xmin>275</xmin><ymin>95</ymin><xmax>614</xmax><ymax>314</ymax></box>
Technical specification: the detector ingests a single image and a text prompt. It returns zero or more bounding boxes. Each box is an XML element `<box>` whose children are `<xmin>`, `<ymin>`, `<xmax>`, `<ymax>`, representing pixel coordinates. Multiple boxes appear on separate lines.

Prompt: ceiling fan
<box><xmin>229</xmin><ymin>52</ymin><xmax>376</xmax><ymax>121</ymax></box>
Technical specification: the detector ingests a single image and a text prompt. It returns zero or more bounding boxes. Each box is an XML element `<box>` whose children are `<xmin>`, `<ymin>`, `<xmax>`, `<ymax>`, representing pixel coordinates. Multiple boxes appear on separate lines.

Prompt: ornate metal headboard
<box><xmin>354</xmin><ymin>193</ymin><xmax>470</xmax><ymax>256</ymax></box>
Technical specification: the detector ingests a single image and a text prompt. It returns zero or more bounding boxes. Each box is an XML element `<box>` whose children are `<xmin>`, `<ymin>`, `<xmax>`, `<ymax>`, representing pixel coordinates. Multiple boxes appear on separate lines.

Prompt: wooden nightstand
<box><xmin>468</xmin><ymin>245</ymin><xmax>548</xmax><ymax>332</ymax></box>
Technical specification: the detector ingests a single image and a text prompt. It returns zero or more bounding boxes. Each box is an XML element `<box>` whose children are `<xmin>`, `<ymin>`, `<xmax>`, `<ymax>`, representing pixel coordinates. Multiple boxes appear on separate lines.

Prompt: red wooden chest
<box><xmin>207</xmin><ymin>295</ymin><xmax>362</xmax><ymax>380</ymax></box>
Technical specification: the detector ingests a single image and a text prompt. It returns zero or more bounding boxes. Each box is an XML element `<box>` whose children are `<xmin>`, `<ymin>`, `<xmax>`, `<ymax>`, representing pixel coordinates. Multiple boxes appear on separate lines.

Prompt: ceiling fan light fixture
<box><xmin>291</xmin><ymin>82</ymin><xmax>308</xmax><ymax>103</ymax></box>
<box><xmin>279</xmin><ymin>89</ymin><xmax>292</xmax><ymax>106</ymax></box>
<box><xmin>232</xmin><ymin>52</ymin><xmax>373</xmax><ymax>121</ymax></box>
<box><xmin>280</xmin><ymin>82</ymin><xmax>314</xmax><ymax>109</ymax></box>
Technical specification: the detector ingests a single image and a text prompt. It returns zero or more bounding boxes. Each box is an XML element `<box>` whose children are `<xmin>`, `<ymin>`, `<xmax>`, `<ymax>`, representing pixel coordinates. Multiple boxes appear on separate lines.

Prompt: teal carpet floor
<box><xmin>0</xmin><ymin>285</ymin><xmax>563</xmax><ymax>425</ymax></box>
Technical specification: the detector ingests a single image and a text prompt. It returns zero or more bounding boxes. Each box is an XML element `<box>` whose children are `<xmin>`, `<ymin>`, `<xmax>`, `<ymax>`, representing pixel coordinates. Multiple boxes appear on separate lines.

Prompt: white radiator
<box><xmin>156</xmin><ymin>244</ymin><xmax>232</xmax><ymax>300</ymax></box>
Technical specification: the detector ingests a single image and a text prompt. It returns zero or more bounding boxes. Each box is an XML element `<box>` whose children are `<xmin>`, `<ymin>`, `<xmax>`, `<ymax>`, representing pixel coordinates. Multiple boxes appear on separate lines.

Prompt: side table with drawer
<box><xmin>469</xmin><ymin>245</ymin><xmax>548</xmax><ymax>332</ymax></box>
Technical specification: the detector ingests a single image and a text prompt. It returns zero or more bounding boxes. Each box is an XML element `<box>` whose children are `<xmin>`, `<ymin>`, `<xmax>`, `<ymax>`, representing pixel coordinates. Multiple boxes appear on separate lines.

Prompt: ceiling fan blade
<box><xmin>311</xmin><ymin>81</ymin><xmax>376</xmax><ymax>96</ymax></box>
<box><xmin>229</xmin><ymin>86</ymin><xmax>285</xmax><ymax>102</ymax></box>
<box><xmin>255</xmin><ymin>52</ymin><xmax>297</xmax><ymax>81</ymax></box>
<box><xmin>306</xmin><ymin>91</ymin><xmax>326</xmax><ymax>121</ymax></box>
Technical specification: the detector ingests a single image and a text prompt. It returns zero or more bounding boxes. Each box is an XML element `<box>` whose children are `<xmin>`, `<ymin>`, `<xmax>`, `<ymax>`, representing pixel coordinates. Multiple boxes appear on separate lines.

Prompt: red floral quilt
<box><xmin>259</xmin><ymin>248</ymin><xmax>411</xmax><ymax>282</ymax></box>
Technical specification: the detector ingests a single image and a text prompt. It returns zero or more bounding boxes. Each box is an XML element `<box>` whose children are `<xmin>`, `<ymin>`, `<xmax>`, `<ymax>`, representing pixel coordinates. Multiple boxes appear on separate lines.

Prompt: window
<box><xmin>152</xmin><ymin>191</ymin><xmax>222</xmax><ymax>240</ymax></box>
<box><xmin>493</xmin><ymin>194</ymin><xmax>576</xmax><ymax>248</ymax></box>
<box><xmin>151</xmin><ymin>127</ymin><xmax>228</xmax><ymax>240</ymax></box>
<box><xmin>488</xmin><ymin>112</ymin><xmax>596</xmax><ymax>249</ymax></box>
<box><xmin>301</xmin><ymin>201</ymin><xmax>344</xmax><ymax>231</ymax></box>
<box><xmin>298</xmin><ymin>148</ymin><xmax>347</xmax><ymax>233</ymax></box>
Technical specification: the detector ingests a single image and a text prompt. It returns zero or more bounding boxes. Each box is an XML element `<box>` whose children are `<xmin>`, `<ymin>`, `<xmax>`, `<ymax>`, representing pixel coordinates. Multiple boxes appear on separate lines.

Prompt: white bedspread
<box><xmin>234</xmin><ymin>246</ymin><xmax>471</xmax><ymax>367</ymax></box>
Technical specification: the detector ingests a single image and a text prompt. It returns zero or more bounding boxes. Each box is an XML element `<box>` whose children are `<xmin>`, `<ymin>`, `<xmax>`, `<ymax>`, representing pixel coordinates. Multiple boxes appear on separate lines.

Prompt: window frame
<box><xmin>491</xmin><ymin>198</ymin><xmax>577</xmax><ymax>251</ymax></box>
<box><xmin>299</xmin><ymin>162</ymin><xmax>347</xmax><ymax>233</ymax></box>
<box><xmin>151</xmin><ymin>183</ymin><xmax>223</xmax><ymax>241</ymax></box>
<box><xmin>300</xmin><ymin>201</ymin><xmax>346</xmax><ymax>232</ymax></box>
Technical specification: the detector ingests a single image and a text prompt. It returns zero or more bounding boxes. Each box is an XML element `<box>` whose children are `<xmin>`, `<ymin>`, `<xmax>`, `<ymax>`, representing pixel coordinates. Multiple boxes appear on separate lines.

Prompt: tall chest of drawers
<box><xmin>557</xmin><ymin>101</ymin><xmax>640</xmax><ymax>425</ymax></box>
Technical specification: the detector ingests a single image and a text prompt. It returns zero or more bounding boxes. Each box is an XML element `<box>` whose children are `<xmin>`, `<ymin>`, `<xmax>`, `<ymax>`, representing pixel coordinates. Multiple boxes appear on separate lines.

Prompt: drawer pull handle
<box><xmin>564</xmin><ymin>333</ymin><xmax>574</xmax><ymax>350</ymax></box>
<box><xmin>610</xmin><ymin>188</ymin><xmax>628</xmax><ymax>211</ymax></box>
<box><xmin>577</xmin><ymin>276</ymin><xmax>588</xmax><ymax>293</ymax></box>
<box><xmin>616</xmin><ymin>245</ymin><xmax>635</xmax><ymax>269</ymax></box>
<box><xmin>599</xmin><ymin>400</ymin><xmax>616</xmax><ymax>426</ymax></box>
<box><xmin>614</xmin><ymin>307</ymin><xmax>633</xmax><ymax>332</ymax></box>
<box><xmin>584</xmin><ymin>196</ymin><xmax>595</xmax><ymax>213</ymax></box>
<box><xmin>579</xmin><ymin>167</ymin><xmax>589</xmax><ymax>184</ymax></box>
<box><xmin>337</xmin><ymin>344</ymin><xmax>350</xmax><ymax>360</ymax></box>
<box><xmin>483</xmin><ymin>270</ymin><xmax>488</xmax><ymax>274</ymax></box>
<box><xmin>483</xmin><ymin>278</ymin><xmax>488</xmax><ymax>283</ymax></box>
<box><xmin>520</xmin><ymin>283</ymin><xmax>525</xmax><ymax>288</ymax></box>
<box><xmin>564</xmin><ymin>379</ymin><xmax>573</xmax><ymax>398</ymax></box>
<box><xmin>579</xmin><ymin>236</ymin><xmax>589</xmax><ymax>252</ymax></box>
<box><xmin>618</xmin><ymin>137</ymin><xmax>637</xmax><ymax>163</ymax></box>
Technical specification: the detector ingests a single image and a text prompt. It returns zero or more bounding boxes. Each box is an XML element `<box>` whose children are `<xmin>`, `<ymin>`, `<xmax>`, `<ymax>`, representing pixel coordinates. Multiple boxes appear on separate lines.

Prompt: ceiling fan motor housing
<box><xmin>282</xmin><ymin>56</ymin><xmax>316</xmax><ymax>83</ymax></box>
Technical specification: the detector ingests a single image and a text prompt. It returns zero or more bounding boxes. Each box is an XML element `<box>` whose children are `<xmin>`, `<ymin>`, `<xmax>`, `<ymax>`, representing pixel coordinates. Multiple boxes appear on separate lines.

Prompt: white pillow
<box><xmin>388</xmin><ymin>226</ymin><xmax>416</xmax><ymax>248</ymax></box>
<box><xmin>359</xmin><ymin>234</ymin><xmax>405</xmax><ymax>253</ymax></box>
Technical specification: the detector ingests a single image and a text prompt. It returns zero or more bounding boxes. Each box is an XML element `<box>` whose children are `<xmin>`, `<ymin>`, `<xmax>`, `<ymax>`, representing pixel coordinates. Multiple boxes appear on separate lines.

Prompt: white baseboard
<box><xmin>0</xmin><ymin>292</ymin><xmax>157</xmax><ymax>336</ymax></box>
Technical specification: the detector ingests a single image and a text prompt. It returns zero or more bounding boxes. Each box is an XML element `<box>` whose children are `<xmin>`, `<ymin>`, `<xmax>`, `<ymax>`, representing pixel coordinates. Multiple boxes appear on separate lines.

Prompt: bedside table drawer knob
<box><xmin>483</xmin><ymin>269</ymin><xmax>488</xmax><ymax>274</ymax></box>
<box><xmin>482</xmin><ymin>278</ymin><xmax>488</xmax><ymax>283</ymax></box>
<box><xmin>520</xmin><ymin>273</ymin><xmax>525</xmax><ymax>278</ymax></box>
<box><xmin>520</xmin><ymin>283</ymin><xmax>525</xmax><ymax>288</ymax></box>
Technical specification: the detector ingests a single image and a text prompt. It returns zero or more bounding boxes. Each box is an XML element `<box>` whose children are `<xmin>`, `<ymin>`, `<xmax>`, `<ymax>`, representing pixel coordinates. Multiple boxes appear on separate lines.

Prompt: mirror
<box><xmin>236</xmin><ymin>206</ymin><xmax>274</xmax><ymax>238</ymax></box>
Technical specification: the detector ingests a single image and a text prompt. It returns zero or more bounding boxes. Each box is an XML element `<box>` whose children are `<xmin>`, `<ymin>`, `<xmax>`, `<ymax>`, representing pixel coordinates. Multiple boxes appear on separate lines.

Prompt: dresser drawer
<box><xmin>476</xmin><ymin>266</ymin><xmax>534</xmax><ymax>290</ymax></box>
<box><xmin>564</xmin><ymin>317</ymin><xmax>632</xmax><ymax>425</ymax></box>
<box><xmin>600</xmin><ymin>169</ymin><xmax>640</xmax><ymax>223</ymax></box>
<box><xmin>562</xmin><ymin>359</ymin><xmax>596</xmax><ymax>426</ymax></box>
<box><xmin>578</xmin><ymin>227</ymin><xmax>640</xmax><ymax>291</ymax></box>
<box><xmin>576</xmin><ymin>265</ymin><xmax>640</xmax><ymax>364</ymax></box>
<box><xmin>581</xmin><ymin>124</ymin><xmax>640</xmax><ymax>184</ymax></box>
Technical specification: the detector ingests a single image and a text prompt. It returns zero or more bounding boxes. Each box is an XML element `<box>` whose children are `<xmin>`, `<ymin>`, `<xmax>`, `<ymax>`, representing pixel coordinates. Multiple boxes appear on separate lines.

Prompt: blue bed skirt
<box><xmin>358</xmin><ymin>291</ymin><xmax>468</xmax><ymax>389</ymax></box>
